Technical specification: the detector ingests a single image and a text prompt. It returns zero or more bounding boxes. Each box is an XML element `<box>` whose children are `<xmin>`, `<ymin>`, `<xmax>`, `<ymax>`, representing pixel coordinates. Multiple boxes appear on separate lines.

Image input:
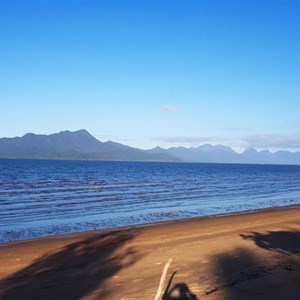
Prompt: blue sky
<box><xmin>1</xmin><ymin>0</ymin><xmax>300</xmax><ymax>151</ymax></box>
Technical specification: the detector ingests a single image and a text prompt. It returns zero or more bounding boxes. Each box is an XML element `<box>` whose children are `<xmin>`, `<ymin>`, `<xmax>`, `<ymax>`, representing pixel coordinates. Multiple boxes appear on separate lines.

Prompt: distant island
<box><xmin>1</xmin><ymin>129</ymin><xmax>300</xmax><ymax>165</ymax></box>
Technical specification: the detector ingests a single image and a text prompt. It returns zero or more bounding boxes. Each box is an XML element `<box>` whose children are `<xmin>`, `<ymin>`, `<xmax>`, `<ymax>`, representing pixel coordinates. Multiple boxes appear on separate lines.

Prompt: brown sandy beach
<box><xmin>1</xmin><ymin>207</ymin><xmax>300</xmax><ymax>300</ymax></box>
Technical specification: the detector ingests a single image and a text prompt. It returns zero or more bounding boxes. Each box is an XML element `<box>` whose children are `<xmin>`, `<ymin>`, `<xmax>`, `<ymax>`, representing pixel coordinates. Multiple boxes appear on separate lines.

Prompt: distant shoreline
<box><xmin>1</xmin><ymin>157</ymin><xmax>300</xmax><ymax>166</ymax></box>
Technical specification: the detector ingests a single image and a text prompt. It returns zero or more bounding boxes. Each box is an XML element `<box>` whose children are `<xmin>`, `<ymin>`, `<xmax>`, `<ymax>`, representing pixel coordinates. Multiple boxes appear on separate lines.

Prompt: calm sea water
<box><xmin>1</xmin><ymin>159</ymin><xmax>300</xmax><ymax>243</ymax></box>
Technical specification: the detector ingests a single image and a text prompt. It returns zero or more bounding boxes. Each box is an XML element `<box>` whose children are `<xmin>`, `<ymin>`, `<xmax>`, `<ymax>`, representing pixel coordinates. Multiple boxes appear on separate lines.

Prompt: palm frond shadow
<box><xmin>0</xmin><ymin>229</ymin><xmax>141</xmax><ymax>300</ymax></box>
<box><xmin>240</xmin><ymin>230</ymin><xmax>300</xmax><ymax>256</ymax></box>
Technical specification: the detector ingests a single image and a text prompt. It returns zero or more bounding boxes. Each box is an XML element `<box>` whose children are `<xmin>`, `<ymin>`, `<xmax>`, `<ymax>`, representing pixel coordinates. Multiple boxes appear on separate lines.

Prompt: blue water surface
<box><xmin>1</xmin><ymin>159</ymin><xmax>300</xmax><ymax>242</ymax></box>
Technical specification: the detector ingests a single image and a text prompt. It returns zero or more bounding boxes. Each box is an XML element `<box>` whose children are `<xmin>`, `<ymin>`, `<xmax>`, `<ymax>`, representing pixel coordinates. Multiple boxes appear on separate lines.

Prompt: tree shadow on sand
<box><xmin>207</xmin><ymin>231</ymin><xmax>300</xmax><ymax>299</ymax></box>
<box><xmin>0</xmin><ymin>229</ymin><xmax>141</xmax><ymax>300</ymax></box>
<box><xmin>163</xmin><ymin>271</ymin><xmax>198</xmax><ymax>300</ymax></box>
<box><xmin>208</xmin><ymin>248</ymin><xmax>266</xmax><ymax>297</ymax></box>
<box><xmin>240</xmin><ymin>230</ymin><xmax>300</xmax><ymax>256</ymax></box>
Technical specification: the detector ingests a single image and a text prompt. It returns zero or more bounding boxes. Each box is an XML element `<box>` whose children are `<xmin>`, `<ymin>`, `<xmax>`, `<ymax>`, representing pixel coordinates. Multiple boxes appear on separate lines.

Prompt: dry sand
<box><xmin>1</xmin><ymin>207</ymin><xmax>300</xmax><ymax>299</ymax></box>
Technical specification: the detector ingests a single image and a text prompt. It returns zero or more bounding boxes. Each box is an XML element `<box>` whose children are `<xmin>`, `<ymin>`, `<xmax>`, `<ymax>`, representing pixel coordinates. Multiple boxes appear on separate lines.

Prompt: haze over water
<box><xmin>1</xmin><ymin>159</ymin><xmax>300</xmax><ymax>243</ymax></box>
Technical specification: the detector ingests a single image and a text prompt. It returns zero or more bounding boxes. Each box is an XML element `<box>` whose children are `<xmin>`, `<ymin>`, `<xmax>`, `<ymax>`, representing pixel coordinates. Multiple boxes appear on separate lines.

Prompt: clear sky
<box><xmin>1</xmin><ymin>0</ymin><xmax>300</xmax><ymax>151</ymax></box>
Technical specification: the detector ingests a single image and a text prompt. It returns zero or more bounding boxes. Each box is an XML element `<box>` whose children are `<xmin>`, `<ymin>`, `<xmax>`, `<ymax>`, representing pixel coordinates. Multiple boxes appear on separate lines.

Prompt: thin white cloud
<box><xmin>95</xmin><ymin>134</ymin><xmax>132</xmax><ymax>142</ymax></box>
<box><xmin>244</xmin><ymin>134</ymin><xmax>300</xmax><ymax>149</ymax></box>
<box><xmin>160</xmin><ymin>105</ymin><xmax>180</xmax><ymax>113</ymax></box>
<box><xmin>218</xmin><ymin>127</ymin><xmax>253</xmax><ymax>133</ymax></box>
<box><xmin>153</xmin><ymin>135</ymin><xmax>217</xmax><ymax>144</ymax></box>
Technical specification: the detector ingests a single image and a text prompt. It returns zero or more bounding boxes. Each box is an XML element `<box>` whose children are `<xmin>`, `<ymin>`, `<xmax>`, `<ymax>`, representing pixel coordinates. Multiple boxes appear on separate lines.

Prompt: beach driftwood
<box><xmin>154</xmin><ymin>258</ymin><xmax>173</xmax><ymax>300</ymax></box>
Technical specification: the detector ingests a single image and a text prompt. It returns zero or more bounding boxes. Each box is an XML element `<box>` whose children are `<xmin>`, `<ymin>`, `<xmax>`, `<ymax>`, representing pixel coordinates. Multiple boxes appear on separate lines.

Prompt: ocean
<box><xmin>1</xmin><ymin>159</ymin><xmax>300</xmax><ymax>243</ymax></box>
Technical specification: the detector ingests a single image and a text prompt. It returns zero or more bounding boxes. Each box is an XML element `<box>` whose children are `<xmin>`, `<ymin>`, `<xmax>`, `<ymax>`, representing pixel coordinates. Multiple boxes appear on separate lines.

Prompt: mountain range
<box><xmin>1</xmin><ymin>129</ymin><xmax>300</xmax><ymax>165</ymax></box>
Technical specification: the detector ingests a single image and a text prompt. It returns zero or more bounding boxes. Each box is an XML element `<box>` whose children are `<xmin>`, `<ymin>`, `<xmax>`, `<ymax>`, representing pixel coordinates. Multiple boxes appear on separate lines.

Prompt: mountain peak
<box><xmin>75</xmin><ymin>129</ymin><xmax>90</xmax><ymax>134</ymax></box>
<box><xmin>244</xmin><ymin>148</ymin><xmax>258</xmax><ymax>154</ymax></box>
<box><xmin>197</xmin><ymin>143</ymin><xmax>213</xmax><ymax>149</ymax></box>
<box><xmin>197</xmin><ymin>144</ymin><xmax>234</xmax><ymax>152</ymax></box>
<box><xmin>23</xmin><ymin>132</ymin><xmax>36</xmax><ymax>138</ymax></box>
<box><xmin>153</xmin><ymin>146</ymin><xmax>163</xmax><ymax>150</ymax></box>
<box><xmin>58</xmin><ymin>129</ymin><xmax>91</xmax><ymax>136</ymax></box>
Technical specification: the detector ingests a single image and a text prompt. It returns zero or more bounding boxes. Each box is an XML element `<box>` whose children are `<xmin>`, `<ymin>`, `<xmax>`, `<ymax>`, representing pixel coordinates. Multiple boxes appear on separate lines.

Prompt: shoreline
<box><xmin>1</xmin><ymin>205</ymin><xmax>300</xmax><ymax>299</ymax></box>
<box><xmin>2</xmin><ymin>203</ymin><xmax>300</xmax><ymax>246</ymax></box>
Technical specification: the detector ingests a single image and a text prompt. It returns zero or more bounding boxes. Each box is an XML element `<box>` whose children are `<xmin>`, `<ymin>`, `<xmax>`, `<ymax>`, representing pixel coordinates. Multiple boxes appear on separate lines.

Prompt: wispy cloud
<box><xmin>244</xmin><ymin>134</ymin><xmax>300</xmax><ymax>149</ymax></box>
<box><xmin>95</xmin><ymin>134</ymin><xmax>132</xmax><ymax>142</ymax></box>
<box><xmin>153</xmin><ymin>135</ymin><xmax>217</xmax><ymax>144</ymax></box>
<box><xmin>160</xmin><ymin>105</ymin><xmax>180</xmax><ymax>113</ymax></box>
<box><xmin>218</xmin><ymin>127</ymin><xmax>253</xmax><ymax>133</ymax></box>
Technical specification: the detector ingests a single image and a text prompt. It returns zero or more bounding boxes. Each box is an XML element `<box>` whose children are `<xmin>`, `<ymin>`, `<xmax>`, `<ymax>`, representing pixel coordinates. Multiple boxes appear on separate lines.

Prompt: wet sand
<box><xmin>1</xmin><ymin>207</ymin><xmax>300</xmax><ymax>299</ymax></box>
